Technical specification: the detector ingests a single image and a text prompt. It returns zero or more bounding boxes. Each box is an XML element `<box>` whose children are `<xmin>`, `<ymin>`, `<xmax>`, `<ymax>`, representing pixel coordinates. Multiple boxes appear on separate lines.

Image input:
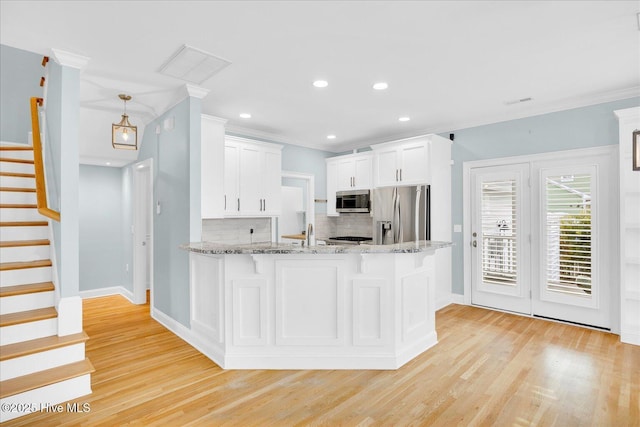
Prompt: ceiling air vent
<box><xmin>158</xmin><ymin>44</ymin><xmax>231</xmax><ymax>84</ymax></box>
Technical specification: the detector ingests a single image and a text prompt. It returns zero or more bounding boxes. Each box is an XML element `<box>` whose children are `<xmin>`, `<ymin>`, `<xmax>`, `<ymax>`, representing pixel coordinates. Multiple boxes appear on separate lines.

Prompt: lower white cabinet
<box><xmin>224</xmin><ymin>136</ymin><xmax>282</xmax><ymax>217</ymax></box>
<box><xmin>188</xmin><ymin>251</ymin><xmax>439</xmax><ymax>370</ymax></box>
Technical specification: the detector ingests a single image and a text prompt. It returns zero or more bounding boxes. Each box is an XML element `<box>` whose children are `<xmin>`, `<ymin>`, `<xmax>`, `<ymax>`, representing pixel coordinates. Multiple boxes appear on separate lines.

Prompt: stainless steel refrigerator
<box><xmin>372</xmin><ymin>185</ymin><xmax>430</xmax><ymax>244</ymax></box>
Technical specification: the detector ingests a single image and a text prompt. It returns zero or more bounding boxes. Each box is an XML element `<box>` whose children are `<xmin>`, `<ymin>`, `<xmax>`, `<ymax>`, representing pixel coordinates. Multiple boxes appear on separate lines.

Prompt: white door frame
<box><xmin>463</xmin><ymin>146</ymin><xmax>619</xmax><ymax>331</ymax></box>
<box><xmin>133</xmin><ymin>158</ymin><xmax>154</xmax><ymax>306</ymax></box>
<box><xmin>280</xmin><ymin>170</ymin><xmax>315</xmax><ymax>242</ymax></box>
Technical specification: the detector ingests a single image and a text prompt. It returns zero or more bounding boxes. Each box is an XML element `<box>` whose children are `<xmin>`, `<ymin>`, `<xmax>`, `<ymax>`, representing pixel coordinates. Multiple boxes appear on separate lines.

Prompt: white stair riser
<box><xmin>0</xmin><ymin>225</ymin><xmax>48</xmax><ymax>241</ymax></box>
<box><xmin>0</xmin><ymin>149</ymin><xmax>34</xmax><ymax>160</ymax></box>
<box><xmin>0</xmin><ymin>318</ymin><xmax>57</xmax><ymax>345</ymax></box>
<box><xmin>0</xmin><ymin>343</ymin><xmax>85</xmax><ymax>381</ymax></box>
<box><xmin>0</xmin><ymin>374</ymin><xmax>91</xmax><ymax>422</ymax></box>
<box><xmin>0</xmin><ymin>191</ymin><xmax>37</xmax><ymax>204</ymax></box>
<box><xmin>0</xmin><ymin>266</ymin><xmax>52</xmax><ymax>287</ymax></box>
<box><xmin>0</xmin><ymin>291</ymin><xmax>54</xmax><ymax>314</ymax></box>
<box><xmin>0</xmin><ymin>161</ymin><xmax>35</xmax><ymax>175</ymax></box>
<box><xmin>0</xmin><ymin>175</ymin><xmax>35</xmax><ymax>188</ymax></box>
<box><xmin>0</xmin><ymin>245</ymin><xmax>50</xmax><ymax>263</ymax></box>
<box><xmin>0</xmin><ymin>208</ymin><xmax>42</xmax><ymax>221</ymax></box>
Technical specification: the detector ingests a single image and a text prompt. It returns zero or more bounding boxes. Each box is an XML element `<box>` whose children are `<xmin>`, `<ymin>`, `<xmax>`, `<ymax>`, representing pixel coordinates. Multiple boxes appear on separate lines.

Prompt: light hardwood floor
<box><xmin>5</xmin><ymin>295</ymin><xmax>639</xmax><ymax>426</ymax></box>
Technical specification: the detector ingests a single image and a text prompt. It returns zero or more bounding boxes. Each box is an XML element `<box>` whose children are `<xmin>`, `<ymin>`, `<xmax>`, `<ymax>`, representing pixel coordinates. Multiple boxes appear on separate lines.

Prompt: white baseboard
<box><xmin>450</xmin><ymin>293</ymin><xmax>466</xmax><ymax>305</ymax></box>
<box><xmin>151</xmin><ymin>308</ymin><xmax>225</xmax><ymax>368</ymax></box>
<box><xmin>436</xmin><ymin>293</ymin><xmax>467</xmax><ymax>311</ymax></box>
<box><xmin>79</xmin><ymin>286</ymin><xmax>135</xmax><ymax>303</ymax></box>
<box><xmin>621</xmin><ymin>330</ymin><xmax>640</xmax><ymax>346</ymax></box>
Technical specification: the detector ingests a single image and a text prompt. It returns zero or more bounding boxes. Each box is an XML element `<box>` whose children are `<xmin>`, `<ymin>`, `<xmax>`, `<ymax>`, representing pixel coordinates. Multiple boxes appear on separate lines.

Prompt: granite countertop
<box><xmin>180</xmin><ymin>240</ymin><xmax>452</xmax><ymax>255</ymax></box>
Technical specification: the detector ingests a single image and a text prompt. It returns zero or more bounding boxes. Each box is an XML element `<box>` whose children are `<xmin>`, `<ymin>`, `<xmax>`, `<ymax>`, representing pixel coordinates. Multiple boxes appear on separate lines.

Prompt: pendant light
<box><xmin>112</xmin><ymin>94</ymin><xmax>137</xmax><ymax>150</ymax></box>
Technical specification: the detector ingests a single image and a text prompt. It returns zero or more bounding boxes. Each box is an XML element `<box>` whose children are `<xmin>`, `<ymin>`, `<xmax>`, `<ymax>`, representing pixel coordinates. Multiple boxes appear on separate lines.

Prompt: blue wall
<box><xmin>136</xmin><ymin>97</ymin><xmax>196</xmax><ymax>327</ymax></box>
<box><xmin>79</xmin><ymin>165</ymin><xmax>123</xmax><ymax>291</ymax></box>
<box><xmin>0</xmin><ymin>44</ymin><xmax>42</xmax><ymax>144</ymax></box>
<box><xmin>445</xmin><ymin>96</ymin><xmax>640</xmax><ymax>295</ymax></box>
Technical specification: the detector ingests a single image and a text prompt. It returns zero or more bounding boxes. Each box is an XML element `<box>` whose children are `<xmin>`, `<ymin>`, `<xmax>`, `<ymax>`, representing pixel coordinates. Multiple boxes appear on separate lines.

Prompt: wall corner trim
<box><xmin>50</xmin><ymin>48</ymin><xmax>90</xmax><ymax>69</ymax></box>
<box><xmin>184</xmin><ymin>84</ymin><xmax>210</xmax><ymax>99</ymax></box>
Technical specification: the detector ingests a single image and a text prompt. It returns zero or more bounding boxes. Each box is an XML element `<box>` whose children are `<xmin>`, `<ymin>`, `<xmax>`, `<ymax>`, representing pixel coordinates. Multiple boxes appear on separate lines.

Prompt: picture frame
<box><xmin>634</xmin><ymin>130</ymin><xmax>640</xmax><ymax>171</ymax></box>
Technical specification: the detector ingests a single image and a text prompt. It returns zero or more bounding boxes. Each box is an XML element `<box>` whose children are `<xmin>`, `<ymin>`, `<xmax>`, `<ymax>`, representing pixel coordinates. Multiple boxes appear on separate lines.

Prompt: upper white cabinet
<box><xmin>326</xmin><ymin>160</ymin><xmax>338</xmax><ymax>217</ymax></box>
<box><xmin>372</xmin><ymin>136</ymin><xmax>435</xmax><ymax>187</ymax></box>
<box><xmin>325</xmin><ymin>152</ymin><xmax>372</xmax><ymax>217</ymax></box>
<box><xmin>224</xmin><ymin>136</ymin><xmax>282</xmax><ymax>217</ymax></box>
<box><xmin>201</xmin><ymin>114</ymin><xmax>228</xmax><ymax>219</ymax></box>
<box><xmin>335</xmin><ymin>153</ymin><xmax>372</xmax><ymax>191</ymax></box>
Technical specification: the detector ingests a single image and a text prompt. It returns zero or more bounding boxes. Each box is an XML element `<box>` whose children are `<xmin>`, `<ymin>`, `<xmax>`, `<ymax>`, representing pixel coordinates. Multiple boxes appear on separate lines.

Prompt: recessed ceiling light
<box><xmin>105</xmin><ymin>162</ymin><xmax>111</xmax><ymax>166</ymax></box>
<box><xmin>504</xmin><ymin>97</ymin><xmax>533</xmax><ymax>106</ymax></box>
<box><xmin>373</xmin><ymin>82</ymin><xmax>388</xmax><ymax>90</ymax></box>
<box><xmin>399</xmin><ymin>117</ymin><xmax>411</xmax><ymax>122</ymax></box>
<box><xmin>239</xmin><ymin>113</ymin><xmax>252</xmax><ymax>119</ymax></box>
<box><xmin>327</xmin><ymin>134</ymin><xmax>336</xmax><ymax>140</ymax></box>
<box><xmin>313</xmin><ymin>80</ymin><xmax>328</xmax><ymax>88</ymax></box>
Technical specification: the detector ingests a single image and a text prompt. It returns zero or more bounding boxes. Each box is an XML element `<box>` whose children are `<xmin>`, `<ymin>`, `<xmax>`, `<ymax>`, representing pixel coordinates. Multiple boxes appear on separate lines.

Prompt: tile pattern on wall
<box><xmin>202</xmin><ymin>218</ymin><xmax>271</xmax><ymax>244</ymax></box>
<box><xmin>315</xmin><ymin>213</ymin><xmax>373</xmax><ymax>240</ymax></box>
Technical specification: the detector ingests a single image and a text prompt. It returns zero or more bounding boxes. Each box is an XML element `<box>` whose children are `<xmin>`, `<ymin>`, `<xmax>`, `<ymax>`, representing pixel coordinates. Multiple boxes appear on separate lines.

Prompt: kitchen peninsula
<box><xmin>181</xmin><ymin>240</ymin><xmax>451</xmax><ymax>370</ymax></box>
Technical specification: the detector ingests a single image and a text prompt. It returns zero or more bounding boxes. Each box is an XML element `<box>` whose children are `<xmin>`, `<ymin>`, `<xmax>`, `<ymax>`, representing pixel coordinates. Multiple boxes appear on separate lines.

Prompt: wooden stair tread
<box><xmin>0</xmin><ymin>239</ymin><xmax>50</xmax><ymax>248</ymax></box>
<box><xmin>0</xmin><ymin>307</ymin><xmax>57</xmax><ymax>327</ymax></box>
<box><xmin>0</xmin><ymin>358</ymin><xmax>94</xmax><ymax>398</ymax></box>
<box><xmin>0</xmin><ymin>203</ymin><xmax>38</xmax><ymax>208</ymax></box>
<box><xmin>0</xmin><ymin>146</ymin><xmax>33</xmax><ymax>151</ymax></box>
<box><xmin>0</xmin><ymin>281</ymin><xmax>54</xmax><ymax>298</ymax></box>
<box><xmin>0</xmin><ymin>221</ymin><xmax>48</xmax><ymax>227</ymax></box>
<box><xmin>0</xmin><ymin>157</ymin><xmax>34</xmax><ymax>164</ymax></box>
<box><xmin>0</xmin><ymin>259</ymin><xmax>52</xmax><ymax>271</ymax></box>
<box><xmin>0</xmin><ymin>331</ymin><xmax>88</xmax><ymax>362</ymax></box>
<box><xmin>0</xmin><ymin>171</ymin><xmax>36</xmax><ymax>178</ymax></box>
<box><xmin>0</xmin><ymin>186</ymin><xmax>37</xmax><ymax>192</ymax></box>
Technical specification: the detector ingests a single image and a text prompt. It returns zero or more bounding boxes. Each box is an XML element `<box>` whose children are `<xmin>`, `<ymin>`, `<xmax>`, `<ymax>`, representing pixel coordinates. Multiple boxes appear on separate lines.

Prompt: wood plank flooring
<box><xmin>5</xmin><ymin>296</ymin><xmax>639</xmax><ymax>426</ymax></box>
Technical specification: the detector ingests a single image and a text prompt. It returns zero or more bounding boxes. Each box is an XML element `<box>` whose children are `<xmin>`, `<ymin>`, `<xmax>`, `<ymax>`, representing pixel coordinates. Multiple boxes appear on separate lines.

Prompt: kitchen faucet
<box><xmin>306</xmin><ymin>223</ymin><xmax>314</xmax><ymax>246</ymax></box>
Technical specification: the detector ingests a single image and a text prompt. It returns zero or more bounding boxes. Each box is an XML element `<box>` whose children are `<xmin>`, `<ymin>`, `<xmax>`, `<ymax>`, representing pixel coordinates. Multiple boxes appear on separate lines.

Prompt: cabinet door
<box><xmin>224</xmin><ymin>143</ymin><xmax>240</xmax><ymax>215</ymax></box>
<box><xmin>353</xmin><ymin>156</ymin><xmax>372</xmax><ymax>190</ymax></box>
<box><xmin>261</xmin><ymin>149</ymin><xmax>282</xmax><ymax>215</ymax></box>
<box><xmin>400</xmin><ymin>142</ymin><xmax>430</xmax><ymax>184</ymax></box>
<box><xmin>239</xmin><ymin>144</ymin><xmax>262</xmax><ymax>215</ymax></box>
<box><xmin>201</xmin><ymin>116</ymin><xmax>225</xmax><ymax>218</ymax></box>
<box><xmin>336</xmin><ymin>158</ymin><xmax>355</xmax><ymax>190</ymax></box>
<box><xmin>375</xmin><ymin>149</ymin><xmax>399</xmax><ymax>187</ymax></box>
<box><xmin>326</xmin><ymin>161</ymin><xmax>338</xmax><ymax>216</ymax></box>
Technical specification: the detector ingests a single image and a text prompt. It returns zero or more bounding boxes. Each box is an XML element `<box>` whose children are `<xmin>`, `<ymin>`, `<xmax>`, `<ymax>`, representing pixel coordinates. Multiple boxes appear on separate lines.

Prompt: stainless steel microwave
<box><xmin>336</xmin><ymin>190</ymin><xmax>370</xmax><ymax>213</ymax></box>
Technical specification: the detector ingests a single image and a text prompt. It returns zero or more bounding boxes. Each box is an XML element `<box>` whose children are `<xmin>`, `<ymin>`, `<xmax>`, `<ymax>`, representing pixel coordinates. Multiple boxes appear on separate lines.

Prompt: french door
<box><xmin>469</xmin><ymin>149</ymin><xmax>613</xmax><ymax>329</ymax></box>
<box><xmin>470</xmin><ymin>164</ymin><xmax>531</xmax><ymax>315</ymax></box>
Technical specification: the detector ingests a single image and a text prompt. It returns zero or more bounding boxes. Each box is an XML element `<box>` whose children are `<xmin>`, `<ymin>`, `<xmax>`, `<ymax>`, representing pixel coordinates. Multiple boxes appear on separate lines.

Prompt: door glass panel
<box><xmin>544</xmin><ymin>174</ymin><xmax>592</xmax><ymax>298</ymax></box>
<box><xmin>481</xmin><ymin>179</ymin><xmax>517</xmax><ymax>286</ymax></box>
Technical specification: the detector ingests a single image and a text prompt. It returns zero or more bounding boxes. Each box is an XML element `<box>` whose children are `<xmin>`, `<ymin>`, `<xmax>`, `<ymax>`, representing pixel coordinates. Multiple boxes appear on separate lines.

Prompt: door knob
<box><xmin>472</xmin><ymin>232</ymin><xmax>477</xmax><ymax>237</ymax></box>
<box><xmin>472</xmin><ymin>241</ymin><xmax>477</xmax><ymax>247</ymax></box>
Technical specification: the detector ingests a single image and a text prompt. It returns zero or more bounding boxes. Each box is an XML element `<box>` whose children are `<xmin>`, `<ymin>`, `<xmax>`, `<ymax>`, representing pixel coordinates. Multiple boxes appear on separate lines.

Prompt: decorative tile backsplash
<box><xmin>315</xmin><ymin>213</ymin><xmax>373</xmax><ymax>240</ymax></box>
<box><xmin>202</xmin><ymin>214</ymin><xmax>373</xmax><ymax>244</ymax></box>
<box><xmin>202</xmin><ymin>218</ymin><xmax>271</xmax><ymax>244</ymax></box>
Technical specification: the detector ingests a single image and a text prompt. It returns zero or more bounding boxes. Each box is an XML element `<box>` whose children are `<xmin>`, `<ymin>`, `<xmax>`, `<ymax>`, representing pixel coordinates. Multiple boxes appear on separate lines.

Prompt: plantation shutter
<box><xmin>481</xmin><ymin>179</ymin><xmax>518</xmax><ymax>286</ymax></box>
<box><xmin>543</xmin><ymin>173</ymin><xmax>593</xmax><ymax>298</ymax></box>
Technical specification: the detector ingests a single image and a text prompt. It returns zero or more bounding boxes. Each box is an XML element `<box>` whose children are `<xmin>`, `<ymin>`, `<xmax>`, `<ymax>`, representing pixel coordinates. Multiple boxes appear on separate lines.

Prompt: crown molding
<box><xmin>184</xmin><ymin>84</ymin><xmax>210</xmax><ymax>99</ymax></box>
<box><xmin>50</xmin><ymin>48</ymin><xmax>90</xmax><ymax>70</ymax></box>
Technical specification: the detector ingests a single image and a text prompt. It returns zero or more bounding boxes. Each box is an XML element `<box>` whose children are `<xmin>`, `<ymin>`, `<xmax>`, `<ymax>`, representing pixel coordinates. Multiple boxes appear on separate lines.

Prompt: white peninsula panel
<box><xmin>182</xmin><ymin>241</ymin><xmax>450</xmax><ymax>370</ymax></box>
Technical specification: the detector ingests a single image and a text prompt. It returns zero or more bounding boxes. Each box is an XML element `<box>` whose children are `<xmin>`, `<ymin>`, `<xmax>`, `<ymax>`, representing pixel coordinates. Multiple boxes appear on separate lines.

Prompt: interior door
<box><xmin>470</xmin><ymin>164</ymin><xmax>531</xmax><ymax>314</ymax></box>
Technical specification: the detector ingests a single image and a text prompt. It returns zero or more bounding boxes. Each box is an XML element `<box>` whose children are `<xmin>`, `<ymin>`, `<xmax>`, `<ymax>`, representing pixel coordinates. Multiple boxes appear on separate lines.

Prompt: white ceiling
<box><xmin>1</xmin><ymin>1</ymin><xmax>639</xmax><ymax>166</ymax></box>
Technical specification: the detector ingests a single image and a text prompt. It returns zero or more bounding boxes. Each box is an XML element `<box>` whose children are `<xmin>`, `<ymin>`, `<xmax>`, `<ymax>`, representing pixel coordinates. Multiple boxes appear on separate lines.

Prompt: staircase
<box><xmin>0</xmin><ymin>144</ymin><xmax>94</xmax><ymax>422</ymax></box>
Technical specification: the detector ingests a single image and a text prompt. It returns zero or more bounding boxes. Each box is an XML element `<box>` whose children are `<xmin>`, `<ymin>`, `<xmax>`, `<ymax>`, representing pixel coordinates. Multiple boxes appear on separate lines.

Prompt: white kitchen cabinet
<box><xmin>201</xmin><ymin>115</ymin><xmax>228</xmax><ymax>219</ymax></box>
<box><xmin>325</xmin><ymin>152</ymin><xmax>372</xmax><ymax>217</ymax></box>
<box><xmin>326</xmin><ymin>160</ymin><xmax>338</xmax><ymax>217</ymax></box>
<box><xmin>224</xmin><ymin>136</ymin><xmax>282</xmax><ymax>217</ymax></box>
<box><xmin>372</xmin><ymin>136</ymin><xmax>433</xmax><ymax>187</ymax></box>
<box><xmin>335</xmin><ymin>153</ymin><xmax>372</xmax><ymax>191</ymax></box>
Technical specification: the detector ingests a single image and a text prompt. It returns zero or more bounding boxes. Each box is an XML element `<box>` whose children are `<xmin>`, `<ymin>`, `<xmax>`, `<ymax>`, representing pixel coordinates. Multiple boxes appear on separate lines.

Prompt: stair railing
<box><xmin>30</xmin><ymin>96</ymin><xmax>60</xmax><ymax>222</ymax></box>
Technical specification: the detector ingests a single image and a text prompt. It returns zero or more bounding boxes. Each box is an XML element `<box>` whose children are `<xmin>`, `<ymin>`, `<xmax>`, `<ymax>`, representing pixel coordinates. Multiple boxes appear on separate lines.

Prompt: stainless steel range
<box><xmin>324</xmin><ymin>236</ymin><xmax>373</xmax><ymax>245</ymax></box>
